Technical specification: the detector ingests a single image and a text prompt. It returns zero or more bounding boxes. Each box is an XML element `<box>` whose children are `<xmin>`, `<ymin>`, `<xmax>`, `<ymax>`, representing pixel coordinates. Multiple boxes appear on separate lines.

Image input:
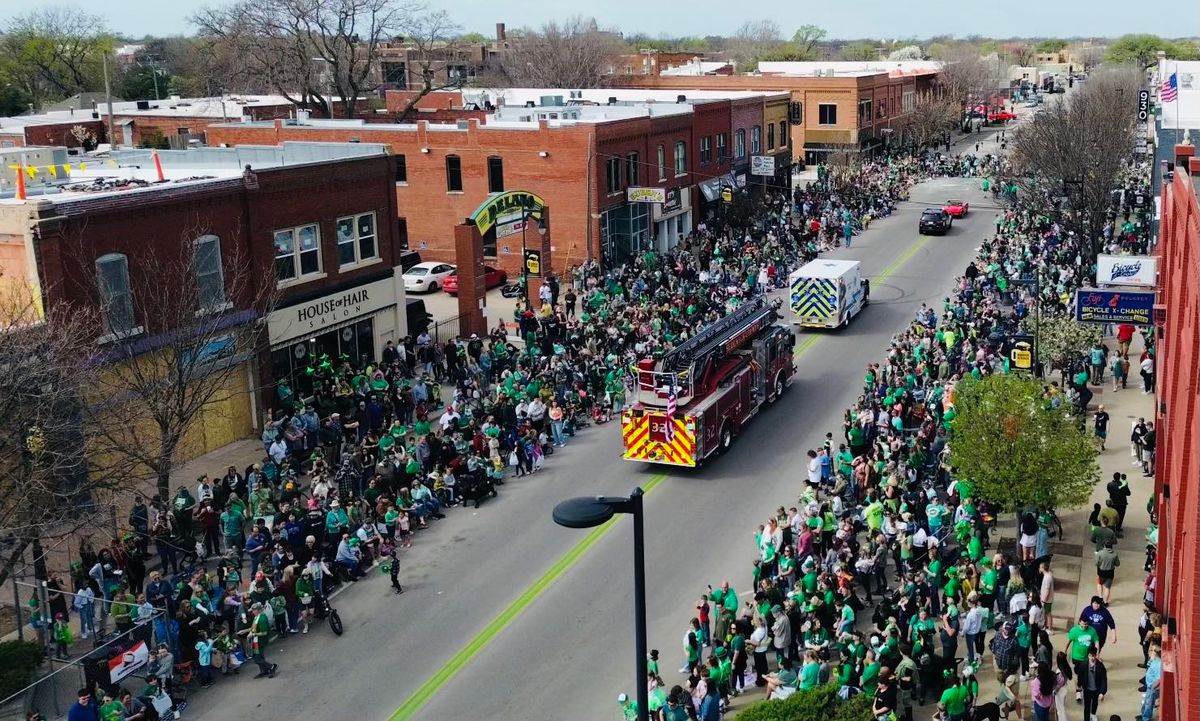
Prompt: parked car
<box><xmin>919</xmin><ymin>208</ymin><xmax>952</xmax><ymax>235</ymax></box>
<box><xmin>402</xmin><ymin>261</ymin><xmax>455</xmax><ymax>294</ymax></box>
<box><xmin>398</xmin><ymin>250</ymin><xmax>423</xmax><ymax>272</ymax></box>
<box><xmin>943</xmin><ymin>200</ymin><xmax>970</xmax><ymax>218</ymax></box>
<box><xmin>442</xmin><ymin>265</ymin><xmax>508</xmax><ymax>295</ymax></box>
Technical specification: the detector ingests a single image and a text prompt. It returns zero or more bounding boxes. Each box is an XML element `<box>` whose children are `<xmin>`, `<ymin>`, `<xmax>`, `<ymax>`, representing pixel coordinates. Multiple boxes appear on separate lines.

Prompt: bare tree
<box><xmin>1011</xmin><ymin>67</ymin><xmax>1141</xmax><ymax>274</ymax></box>
<box><xmin>0</xmin><ymin>276</ymin><xmax>119</xmax><ymax>588</ymax></box>
<box><xmin>392</xmin><ymin>9</ymin><xmax>469</xmax><ymax>120</ymax></box>
<box><xmin>87</xmin><ymin>225</ymin><xmax>277</xmax><ymax>500</ymax></box>
<box><xmin>936</xmin><ymin>48</ymin><xmax>996</xmax><ymax>116</ymax></box>
<box><xmin>898</xmin><ymin>91</ymin><xmax>961</xmax><ymax>150</ymax></box>
<box><xmin>193</xmin><ymin>0</ymin><xmax>410</xmax><ymax>118</ymax></box>
<box><xmin>496</xmin><ymin>17</ymin><xmax>623</xmax><ymax>91</ymax></box>
<box><xmin>726</xmin><ymin>20</ymin><xmax>783</xmax><ymax>69</ymax></box>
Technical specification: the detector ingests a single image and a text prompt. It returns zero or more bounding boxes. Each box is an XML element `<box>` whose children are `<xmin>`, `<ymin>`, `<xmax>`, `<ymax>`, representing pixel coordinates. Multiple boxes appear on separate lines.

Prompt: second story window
<box><xmin>656</xmin><ymin>145</ymin><xmax>666</xmax><ymax>181</ymax></box>
<box><xmin>778</xmin><ymin>122</ymin><xmax>787</xmax><ymax>147</ymax></box>
<box><xmin>487</xmin><ymin>156</ymin><xmax>504</xmax><ymax>193</ymax></box>
<box><xmin>446</xmin><ymin>155</ymin><xmax>463</xmax><ymax>192</ymax></box>
<box><xmin>606</xmin><ymin>157</ymin><xmax>621</xmax><ymax>194</ymax></box>
<box><xmin>627</xmin><ymin>152</ymin><xmax>639</xmax><ymax>186</ymax></box>
<box><xmin>735</xmin><ymin>129</ymin><xmax>746</xmax><ymax>159</ymax></box>
<box><xmin>751</xmin><ymin>125</ymin><xmax>762</xmax><ymax>154</ymax></box>
<box><xmin>193</xmin><ymin>234</ymin><xmax>226</xmax><ymax>311</ymax></box>
<box><xmin>96</xmin><ymin>252</ymin><xmax>136</xmax><ymax>337</ymax></box>
<box><xmin>674</xmin><ymin>140</ymin><xmax>686</xmax><ymax>176</ymax></box>
<box><xmin>336</xmin><ymin>212</ymin><xmax>378</xmax><ymax>267</ymax></box>
<box><xmin>700</xmin><ymin>136</ymin><xmax>712</xmax><ymax>165</ymax></box>
<box><xmin>274</xmin><ymin>223</ymin><xmax>321</xmax><ymax>282</ymax></box>
<box><xmin>767</xmin><ymin>123</ymin><xmax>775</xmax><ymax>151</ymax></box>
<box><xmin>819</xmin><ymin>103</ymin><xmax>838</xmax><ymax>125</ymax></box>
<box><xmin>716</xmin><ymin>133</ymin><xmax>727</xmax><ymax>160</ymax></box>
<box><xmin>395</xmin><ymin>154</ymin><xmax>407</xmax><ymax>183</ymax></box>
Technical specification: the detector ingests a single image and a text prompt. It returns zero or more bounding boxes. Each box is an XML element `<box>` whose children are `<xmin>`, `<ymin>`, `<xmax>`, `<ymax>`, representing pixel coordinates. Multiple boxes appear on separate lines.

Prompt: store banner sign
<box><xmin>750</xmin><ymin>155</ymin><xmax>775</xmax><ymax>176</ymax></box>
<box><xmin>627</xmin><ymin>186</ymin><xmax>667</xmax><ymax>204</ymax></box>
<box><xmin>1074</xmin><ymin>288</ymin><xmax>1156</xmax><ymax>325</ymax></box>
<box><xmin>662</xmin><ymin>188</ymin><xmax>682</xmax><ymax>214</ymax></box>
<box><xmin>1096</xmin><ymin>255</ymin><xmax>1157</xmax><ymax>287</ymax></box>
<box><xmin>269</xmin><ymin>276</ymin><xmax>397</xmax><ymax>345</ymax></box>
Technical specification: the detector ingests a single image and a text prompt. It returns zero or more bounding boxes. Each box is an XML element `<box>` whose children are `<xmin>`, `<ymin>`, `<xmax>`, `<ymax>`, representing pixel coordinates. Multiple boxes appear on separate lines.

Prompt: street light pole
<box><xmin>553</xmin><ymin>488</ymin><xmax>648</xmax><ymax>721</ymax></box>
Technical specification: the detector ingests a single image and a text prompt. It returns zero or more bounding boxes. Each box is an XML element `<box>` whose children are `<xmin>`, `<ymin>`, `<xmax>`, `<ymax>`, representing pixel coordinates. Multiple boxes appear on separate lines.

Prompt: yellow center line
<box><xmin>391</xmin><ymin>234</ymin><xmax>931</xmax><ymax>720</ymax></box>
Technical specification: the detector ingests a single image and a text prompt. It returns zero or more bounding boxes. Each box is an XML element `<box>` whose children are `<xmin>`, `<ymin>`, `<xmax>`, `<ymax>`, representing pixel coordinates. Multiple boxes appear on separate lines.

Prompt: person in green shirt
<box><xmin>1066</xmin><ymin>618</ymin><xmax>1101</xmax><ymax>684</ymax></box>
<box><xmin>938</xmin><ymin>673</ymin><xmax>971</xmax><ymax>721</ymax></box>
<box><xmin>859</xmin><ymin>649</ymin><xmax>881</xmax><ymax>696</ymax></box>
<box><xmin>242</xmin><ymin>602</ymin><xmax>277</xmax><ymax>678</ymax></box>
<box><xmin>798</xmin><ymin>650</ymin><xmax>821</xmax><ymax>690</ymax></box>
<box><xmin>98</xmin><ymin>692</ymin><xmax>124</xmax><ymax>721</ymax></box>
<box><xmin>616</xmin><ymin>693</ymin><xmax>638</xmax><ymax>721</ymax></box>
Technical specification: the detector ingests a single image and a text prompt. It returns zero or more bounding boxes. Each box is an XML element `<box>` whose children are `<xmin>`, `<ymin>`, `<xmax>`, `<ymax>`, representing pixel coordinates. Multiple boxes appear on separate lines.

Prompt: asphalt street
<box><xmin>180</xmin><ymin>172</ymin><xmax>993</xmax><ymax>721</ymax></box>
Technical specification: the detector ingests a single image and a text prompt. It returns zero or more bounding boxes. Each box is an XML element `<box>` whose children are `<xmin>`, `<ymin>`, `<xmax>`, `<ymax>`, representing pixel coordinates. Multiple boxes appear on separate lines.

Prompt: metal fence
<box><xmin>431</xmin><ymin>314</ymin><xmax>462</xmax><ymax>344</ymax></box>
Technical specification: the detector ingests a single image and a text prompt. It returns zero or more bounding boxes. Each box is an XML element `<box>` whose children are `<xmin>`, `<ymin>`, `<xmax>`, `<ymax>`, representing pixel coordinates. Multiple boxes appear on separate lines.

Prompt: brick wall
<box><xmin>24</xmin><ymin>119</ymin><xmax>107</xmax><ymax>148</ymax></box>
<box><xmin>209</xmin><ymin>119</ymin><xmax>599</xmax><ymax>275</ymax></box>
<box><xmin>1153</xmin><ymin>158</ymin><xmax>1200</xmax><ymax>721</ymax></box>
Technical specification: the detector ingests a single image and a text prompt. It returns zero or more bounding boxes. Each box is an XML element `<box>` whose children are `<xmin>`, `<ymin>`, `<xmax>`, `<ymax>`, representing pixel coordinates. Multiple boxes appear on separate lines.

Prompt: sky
<box><xmin>1</xmin><ymin>0</ymin><xmax>1197</xmax><ymax>42</ymax></box>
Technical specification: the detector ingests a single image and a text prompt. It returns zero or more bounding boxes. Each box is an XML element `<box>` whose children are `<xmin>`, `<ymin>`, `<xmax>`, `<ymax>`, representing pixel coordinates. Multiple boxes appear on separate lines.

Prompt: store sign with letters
<box><xmin>269</xmin><ymin>276</ymin><xmax>396</xmax><ymax>345</ymax></box>
<box><xmin>627</xmin><ymin>186</ymin><xmax>667</xmax><ymax>204</ymax></box>
<box><xmin>1074</xmin><ymin>288</ymin><xmax>1156</xmax><ymax>325</ymax></box>
<box><xmin>750</xmin><ymin>155</ymin><xmax>775</xmax><ymax>176</ymax></box>
<box><xmin>1096</xmin><ymin>255</ymin><xmax>1156</xmax><ymax>287</ymax></box>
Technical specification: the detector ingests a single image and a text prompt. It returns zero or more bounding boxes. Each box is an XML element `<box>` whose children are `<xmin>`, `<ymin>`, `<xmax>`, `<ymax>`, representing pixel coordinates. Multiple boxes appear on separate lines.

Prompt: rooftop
<box><xmin>756</xmin><ymin>60</ymin><xmax>940</xmax><ymax>77</ymax></box>
<box><xmin>0</xmin><ymin>95</ymin><xmax>297</xmax><ymax>132</ymax></box>
<box><xmin>461</xmin><ymin>87</ymin><xmax>786</xmax><ymax>108</ymax></box>
<box><xmin>0</xmin><ymin>141</ymin><xmax>388</xmax><ymax>206</ymax></box>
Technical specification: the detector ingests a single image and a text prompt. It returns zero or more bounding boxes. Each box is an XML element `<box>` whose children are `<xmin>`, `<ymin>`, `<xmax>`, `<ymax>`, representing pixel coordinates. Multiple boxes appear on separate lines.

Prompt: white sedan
<box><xmin>403</xmin><ymin>261</ymin><xmax>455</xmax><ymax>294</ymax></box>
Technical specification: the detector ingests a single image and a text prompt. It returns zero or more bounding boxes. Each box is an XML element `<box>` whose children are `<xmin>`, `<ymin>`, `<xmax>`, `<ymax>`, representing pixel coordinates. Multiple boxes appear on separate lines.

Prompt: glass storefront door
<box><xmin>270</xmin><ymin>317</ymin><xmax>376</xmax><ymax>398</ymax></box>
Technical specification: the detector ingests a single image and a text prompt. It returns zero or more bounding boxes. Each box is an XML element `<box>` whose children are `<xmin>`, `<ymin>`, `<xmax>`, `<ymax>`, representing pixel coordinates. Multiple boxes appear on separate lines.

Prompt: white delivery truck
<box><xmin>788</xmin><ymin>259</ymin><xmax>869</xmax><ymax>329</ymax></box>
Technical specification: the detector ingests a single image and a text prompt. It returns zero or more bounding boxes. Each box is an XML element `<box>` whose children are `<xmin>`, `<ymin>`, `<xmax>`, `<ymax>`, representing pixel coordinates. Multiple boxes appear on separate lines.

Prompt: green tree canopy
<box><xmin>948</xmin><ymin>373</ymin><xmax>1099</xmax><ymax>511</ymax></box>
<box><xmin>1106</xmin><ymin>34</ymin><xmax>1173</xmax><ymax>67</ymax></box>
<box><xmin>1020</xmin><ymin>314</ymin><xmax>1103</xmax><ymax>370</ymax></box>
<box><xmin>1036</xmin><ymin>38</ymin><xmax>1068</xmax><ymax>54</ymax></box>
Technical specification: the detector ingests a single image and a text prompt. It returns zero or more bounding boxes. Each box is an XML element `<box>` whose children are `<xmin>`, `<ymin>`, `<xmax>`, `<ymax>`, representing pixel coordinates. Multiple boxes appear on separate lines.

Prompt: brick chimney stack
<box><xmin>496</xmin><ymin>23</ymin><xmax>506</xmax><ymax>43</ymax></box>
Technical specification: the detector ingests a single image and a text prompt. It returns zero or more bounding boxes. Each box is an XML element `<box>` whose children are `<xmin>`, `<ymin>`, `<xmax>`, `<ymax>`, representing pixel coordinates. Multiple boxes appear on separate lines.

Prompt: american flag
<box><xmin>1162</xmin><ymin>72</ymin><xmax>1179</xmax><ymax>103</ymax></box>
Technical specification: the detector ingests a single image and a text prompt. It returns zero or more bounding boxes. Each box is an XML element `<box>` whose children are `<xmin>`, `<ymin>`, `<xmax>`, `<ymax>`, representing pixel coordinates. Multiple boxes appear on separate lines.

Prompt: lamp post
<box><xmin>553</xmin><ymin>488</ymin><xmax>648</xmax><ymax>721</ymax></box>
<box><xmin>520</xmin><ymin>201</ymin><xmax>546</xmax><ymax>309</ymax></box>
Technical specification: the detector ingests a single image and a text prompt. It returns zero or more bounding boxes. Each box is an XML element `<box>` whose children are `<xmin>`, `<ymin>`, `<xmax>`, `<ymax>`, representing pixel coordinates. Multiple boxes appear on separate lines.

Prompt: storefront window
<box><xmin>271</xmin><ymin>317</ymin><xmax>377</xmax><ymax>396</ymax></box>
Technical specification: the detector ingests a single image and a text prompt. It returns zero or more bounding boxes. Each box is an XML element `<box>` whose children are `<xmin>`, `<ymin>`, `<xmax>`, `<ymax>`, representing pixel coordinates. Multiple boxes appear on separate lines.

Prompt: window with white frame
<box><xmin>716</xmin><ymin>133</ymin><xmax>727</xmax><ymax>160</ymax></box>
<box><xmin>274</xmin><ymin>223</ymin><xmax>322</xmax><ymax>282</ymax></box>
<box><xmin>657</xmin><ymin>145</ymin><xmax>666</xmax><ymax>181</ymax></box>
<box><xmin>778</xmin><ymin>121</ymin><xmax>787</xmax><ymax>147</ymax></box>
<box><xmin>735</xmin><ymin>129</ymin><xmax>746</xmax><ymax>159</ymax></box>
<box><xmin>193</xmin><ymin>234</ymin><xmax>226</xmax><ymax>310</ymax></box>
<box><xmin>700</xmin><ymin>136</ymin><xmax>712</xmax><ymax>165</ymax></box>
<box><xmin>751</xmin><ymin>125</ymin><xmax>762</xmax><ymax>154</ymax></box>
<box><xmin>96</xmin><ymin>253</ymin><xmax>136</xmax><ymax>336</ymax></box>
<box><xmin>336</xmin><ymin>212</ymin><xmax>378</xmax><ymax>267</ymax></box>
<box><xmin>818</xmin><ymin>103</ymin><xmax>838</xmax><ymax>125</ymax></box>
<box><xmin>674</xmin><ymin>140</ymin><xmax>686</xmax><ymax>176</ymax></box>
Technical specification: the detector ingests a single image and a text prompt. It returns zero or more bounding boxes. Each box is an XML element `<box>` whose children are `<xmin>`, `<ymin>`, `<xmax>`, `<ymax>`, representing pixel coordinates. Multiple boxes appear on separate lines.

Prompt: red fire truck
<box><xmin>621</xmin><ymin>297</ymin><xmax>796</xmax><ymax>466</ymax></box>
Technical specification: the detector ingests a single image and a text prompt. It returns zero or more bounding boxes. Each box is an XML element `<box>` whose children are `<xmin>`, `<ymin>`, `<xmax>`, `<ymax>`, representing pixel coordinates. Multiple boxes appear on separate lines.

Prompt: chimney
<box><xmin>495</xmin><ymin>23</ymin><xmax>506</xmax><ymax>43</ymax></box>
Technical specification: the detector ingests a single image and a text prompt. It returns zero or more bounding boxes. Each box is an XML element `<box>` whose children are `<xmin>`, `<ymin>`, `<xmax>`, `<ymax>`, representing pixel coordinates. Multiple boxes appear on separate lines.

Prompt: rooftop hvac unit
<box><xmin>676</xmin><ymin>94</ymin><xmax>687</xmax><ymax>102</ymax></box>
<box><xmin>608</xmin><ymin>97</ymin><xmax>618</xmax><ymax>105</ymax></box>
<box><xmin>136</xmin><ymin>100</ymin><xmax>151</xmax><ymax>110</ymax></box>
<box><xmin>539</xmin><ymin>95</ymin><xmax>563</xmax><ymax>107</ymax></box>
<box><xmin>525</xmin><ymin>101</ymin><xmax>535</xmax><ymax>108</ymax></box>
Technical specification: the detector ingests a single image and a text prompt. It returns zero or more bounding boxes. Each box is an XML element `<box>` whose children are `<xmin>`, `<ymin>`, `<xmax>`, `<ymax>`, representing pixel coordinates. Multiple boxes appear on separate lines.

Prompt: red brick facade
<box><xmin>29</xmin><ymin>154</ymin><xmax>400</xmax><ymax>406</ymax></box>
<box><xmin>1153</xmin><ymin>149</ymin><xmax>1200</xmax><ymax>721</ymax></box>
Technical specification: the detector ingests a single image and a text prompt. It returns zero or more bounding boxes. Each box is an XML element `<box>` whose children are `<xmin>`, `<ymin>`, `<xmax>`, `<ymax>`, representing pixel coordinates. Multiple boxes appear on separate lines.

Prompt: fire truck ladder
<box><xmin>660</xmin><ymin>296</ymin><xmax>776</xmax><ymax>391</ymax></box>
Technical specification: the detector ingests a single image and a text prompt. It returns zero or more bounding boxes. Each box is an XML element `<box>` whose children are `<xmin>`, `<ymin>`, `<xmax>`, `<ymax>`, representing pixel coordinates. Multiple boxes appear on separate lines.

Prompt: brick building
<box><xmin>208</xmin><ymin>88</ymin><xmax>787</xmax><ymax>272</ymax></box>
<box><xmin>1152</xmin><ymin>145</ymin><xmax>1200</xmax><ymax>721</ymax></box>
<box><xmin>609</xmin><ymin>61</ymin><xmax>939</xmax><ymax>164</ymax></box>
<box><xmin>0</xmin><ymin>143</ymin><xmax>404</xmax><ymax>453</ymax></box>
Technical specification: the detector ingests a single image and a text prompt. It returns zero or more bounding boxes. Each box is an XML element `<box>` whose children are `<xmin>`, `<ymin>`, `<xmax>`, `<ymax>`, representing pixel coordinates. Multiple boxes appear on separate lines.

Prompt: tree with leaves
<box><xmin>1035</xmin><ymin>39</ymin><xmax>1068</xmax><ymax>55</ymax></box>
<box><xmin>948</xmin><ymin>373</ymin><xmax>1100</xmax><ymax>512</ymax></box>
<box><xmin>790</xmin><ymin>25</ymin><xmax>827</xmax><ymax>59</ymax></box>
<box><xmin>1105</xmin><ymin>34</ymin><xmax>1179</xmax><ymax>68</ymax></box>
<box><xmin>1</xmin><ymin>8</ymin><xmax>112</xmax><ymax>110</ymax></box>
<box><xmin>1020</xmin><ymin>314</ymin><xmax>1102</xmax><ymax>375</ymax></box>
<box><xmin>839</xmin><ymin>41</ymin><xmax>879</xmax><ymax>62</ymax></box>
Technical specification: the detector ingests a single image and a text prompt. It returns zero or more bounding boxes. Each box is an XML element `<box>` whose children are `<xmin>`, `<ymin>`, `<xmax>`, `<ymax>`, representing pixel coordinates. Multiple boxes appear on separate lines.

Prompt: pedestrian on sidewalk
<box><xmin>1080</xmin><ymin>597</ymin><xmax>1118</xmax><ymax>651</ymax></box>
<box><xmin>1138</xmin><ymin>643</ymin><xmax>1161</xmax><ymax>721</ymax></box>
<box><xmin>1139</xmin><ymin>354</ymin><xmax>1154</xmax><ymax>394</ymax></box>
<box><xmin>1141</xmin><ymin>422</ymin><xmax>1156</xmax><ymax>477</ymax></box>
<box><xmin>1131</xmin><ymin>417</ymin><xmax>1148</xmax><ymax>468</ymax></box>
<box><xmin>1095</xmin><ymin>544</ymin><xmax>1121</xmax><ymax>604</ymax></box>
<box><xmin>1081</xmin><ymin>649</ymin><xmax>1108</xmax><ymax>721</ymax></box>
<box><xmin>1094</xmin><ymin>405</ymin><xmax>1110</xmax><ymax>451</ymax></box>
<box><xmin>1107</xmin><ymin>473</ymin><xmax>1132</xmax><ymax>532</ymax></box>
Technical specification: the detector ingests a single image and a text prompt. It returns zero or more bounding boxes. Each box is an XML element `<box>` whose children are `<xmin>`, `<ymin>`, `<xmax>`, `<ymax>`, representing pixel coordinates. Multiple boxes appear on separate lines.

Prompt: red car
<box><xmin>442</xmin><ymin>265</ymin><xmax>508</xmax><ymax>295</ymax></box>
<box><xmin>943</xmin><ymin>200</ymin><xmax>970</xmax><ymax>218</ymax></box>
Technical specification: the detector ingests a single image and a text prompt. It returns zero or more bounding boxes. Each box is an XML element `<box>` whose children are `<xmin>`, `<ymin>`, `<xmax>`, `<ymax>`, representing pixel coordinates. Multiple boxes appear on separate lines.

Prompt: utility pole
<box><xmin>102</xmin><ymin>49</ymin><xmax>116</xmax><ymax>148</ymax></box>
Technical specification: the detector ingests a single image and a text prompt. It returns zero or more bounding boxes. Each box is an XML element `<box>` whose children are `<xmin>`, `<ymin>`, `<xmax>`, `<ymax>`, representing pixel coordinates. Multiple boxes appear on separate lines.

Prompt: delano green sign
<box><xmin>468</xmin><ymin>191</ymin><xmax>545</xmax><ymax>236</ymax></box>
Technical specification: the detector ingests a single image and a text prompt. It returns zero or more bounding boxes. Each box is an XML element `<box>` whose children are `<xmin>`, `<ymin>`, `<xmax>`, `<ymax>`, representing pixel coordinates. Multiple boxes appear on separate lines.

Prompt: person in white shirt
<box><xmin>1039</xmin><ymin>561</ymin><xmax>1055</xmax><ymax>630</ymax></box>
<box><xmin>439</xmin><ymin>405</ymin><xmax>460</xmax><ymax>432</ymax></box>
<box><xmin>749</xmin><ymin>619</ymin><xmax>770</xmax><ymax>684</ymax></box>
<box><xmin>806</xmin><ymin>450</ymin><xmax>821</xmax><ymax>487</ymax></box>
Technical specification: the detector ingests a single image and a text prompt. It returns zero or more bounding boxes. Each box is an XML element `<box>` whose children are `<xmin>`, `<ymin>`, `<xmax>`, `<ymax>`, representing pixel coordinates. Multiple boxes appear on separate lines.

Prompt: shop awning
<box><xmin>699</xmin><ymin>173</ymin><xmax>739</xmax><ymax>202</ymax></box>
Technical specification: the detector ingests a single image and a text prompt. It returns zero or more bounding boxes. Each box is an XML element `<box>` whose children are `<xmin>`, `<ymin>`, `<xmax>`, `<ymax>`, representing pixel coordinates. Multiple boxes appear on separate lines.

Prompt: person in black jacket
<box><xmin>1081</xmin><ymin>648</ymin><xmax>1108</xmax><ymax>721</ymax></box>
